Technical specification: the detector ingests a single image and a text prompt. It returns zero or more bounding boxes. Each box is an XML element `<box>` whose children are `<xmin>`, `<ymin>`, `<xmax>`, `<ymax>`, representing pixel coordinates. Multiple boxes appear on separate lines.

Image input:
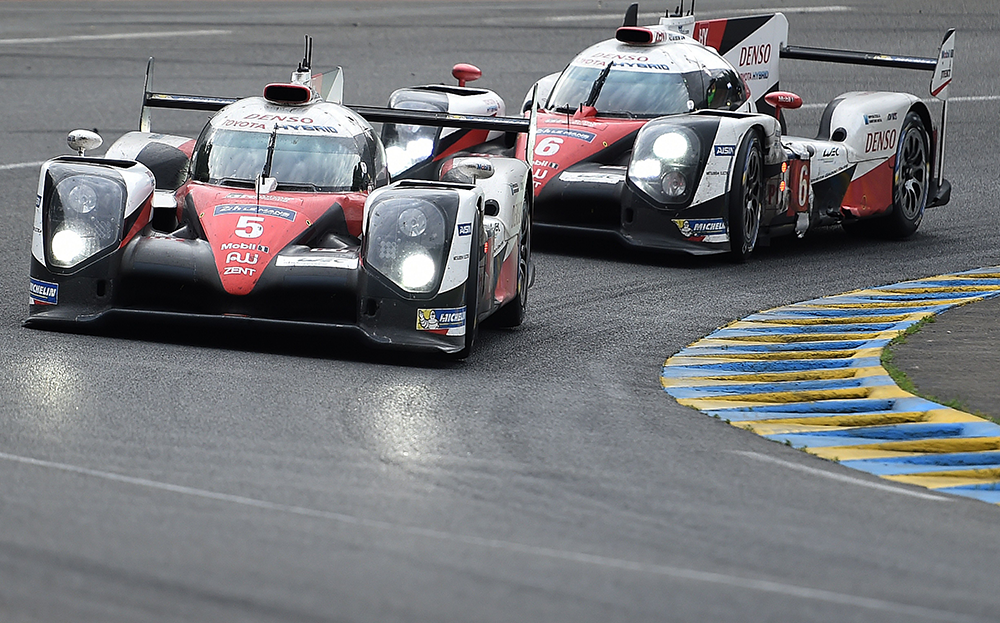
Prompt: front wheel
<box><xmin>452</xmin><ymin>214</ymin><xmax>481</xmax><ymax>360</ymax></box>
<box><xmin>728</xmin><ymin>130</ymin><xmax>764</xmax><ymax>263</ymax></box>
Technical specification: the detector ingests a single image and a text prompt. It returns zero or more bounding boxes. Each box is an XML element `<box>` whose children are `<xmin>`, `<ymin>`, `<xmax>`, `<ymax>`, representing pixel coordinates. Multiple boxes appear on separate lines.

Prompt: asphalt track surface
<box><xmin>1</xmin><ymin>1</ymin><xmax>999</xmax><ymax>621</ymax></box>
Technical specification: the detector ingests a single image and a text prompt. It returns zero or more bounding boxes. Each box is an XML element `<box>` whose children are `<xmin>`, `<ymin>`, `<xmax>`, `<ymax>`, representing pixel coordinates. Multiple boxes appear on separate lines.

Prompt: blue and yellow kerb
<box><xmin>661</xmin><ymin>268</ymin><xmax>1000</xmax><ymax>504</ymax></box>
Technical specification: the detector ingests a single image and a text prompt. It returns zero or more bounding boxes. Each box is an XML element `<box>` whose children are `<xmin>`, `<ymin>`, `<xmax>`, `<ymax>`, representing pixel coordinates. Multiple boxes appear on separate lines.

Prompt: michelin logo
<box><xmin>673</xmin><ymin>218</ymin><xmax>727</xmax><ymax>238</ymax></box>
<box><xmin>29</xmin><ymin>277</ymin><xmax>58</xmax><ymax>305</ymax></box>
<box><xmin>417</xmin><ymin>307</ymin><xmax>466</xmax><ymax>332</ymax></box>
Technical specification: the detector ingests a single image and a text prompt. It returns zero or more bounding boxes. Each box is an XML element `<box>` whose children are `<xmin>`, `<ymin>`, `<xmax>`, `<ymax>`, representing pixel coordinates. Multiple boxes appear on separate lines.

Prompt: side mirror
<box><xmin>67</xmin><ymin>129</ymin><xmax>103</xmax><ymax>156</ymax></box>
<box><xmin>441</xmin><ymin>157</ymin><xmax>494</xmax><ymax>184</ymax></box>
<box><xmin>452</xmin><ymin>63</ymin><xmax>482</xmax><ymax>88</ymax></box>
<box><xmin>764</xmin><ymin>91</ymin><xmax>803</xmax><ymax>121</ymax></box>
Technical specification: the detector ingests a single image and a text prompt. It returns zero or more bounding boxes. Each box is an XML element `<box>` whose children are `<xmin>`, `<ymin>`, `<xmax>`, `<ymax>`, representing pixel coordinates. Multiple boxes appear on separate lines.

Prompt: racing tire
<box><xmin>488</xmin><ymin>195</ymin><xmax>531</xmax><ymax>328</ymax></box>
<box><xmin>452</xmin><ymin>214</ymin><xmax>482</xmax><ymax>359</ymax></box>
<box><xmin>881</xmin><ymin>111</ymin><xmax>930</xmax><ymax>239</ymax></box>
<box><xmin>728</xmin><ymin>130</ymin><xmax>764</xmax><ymax>263</ymax></box>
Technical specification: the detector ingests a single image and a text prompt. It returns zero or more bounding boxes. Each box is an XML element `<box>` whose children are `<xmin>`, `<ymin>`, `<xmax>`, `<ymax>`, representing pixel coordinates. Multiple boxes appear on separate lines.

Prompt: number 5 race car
<box><xmin>503</xmin><ymin>3</ymin><xmax>953</xmax><ymax>261</ymax></box>
<box><xmin>25</xmin><ymin>39</ymin><xmax>534</xmax><ymax>358</ymax></box>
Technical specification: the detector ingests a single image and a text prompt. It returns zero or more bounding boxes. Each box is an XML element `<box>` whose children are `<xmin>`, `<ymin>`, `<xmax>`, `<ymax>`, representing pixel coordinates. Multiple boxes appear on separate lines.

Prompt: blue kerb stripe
<box><xmin>712</xmin><ymin>323</ymin><xmax>903</xmax><ymax>335</ymax></box>
<box><xmin>678</xmin><ymin>339</ymin><xmax>889</xmax><ymax>354</ymax></box>
<box><xmin>747</xmin><ymin>308</ymin><xmax>929</xmax><ymax>319</ymax></box>
<box><xmin>876</xmin><ymin>278</ymin><xmax>1000</xmax><ymax>288</ymax></box>
<box><xmin>709</xmin><ymin>397</ymin><xmax>937</xmax><ymax>414</ymax></box>
<box><xmin>765</xmin><ymin>421</ymin><xmax>1000</xmax><ymax>448</ymax></box>
<box><xmin>660</xmin><ymin>357</ymin><xmax>882</xmax><ymax>376</ymax></box>
<box><xmin>833</xmin><ymin>291</ymin><xmax>989</xmax><ymax>301</ymax></box>
<box><xmin>934</xmin><ymin>488</ymin><xmax>1000</xmax><ymax>504</ymax></box>
<box><xmin>842</xmin><ymin>451</ymin><xmax>1000</xmax><ymax>476</ymax></box>
<box><xmin>665</xmin><ymin>375</ymin><xmax>894</xmax><ymax>399</ymax></box>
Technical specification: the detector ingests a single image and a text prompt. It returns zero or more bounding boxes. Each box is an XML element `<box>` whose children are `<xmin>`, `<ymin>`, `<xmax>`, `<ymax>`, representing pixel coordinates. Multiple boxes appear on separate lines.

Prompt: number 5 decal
<box><xmin>235</xmin><ymin>215</ymin><xmax>264</xmax><ymax>239</ymax></box>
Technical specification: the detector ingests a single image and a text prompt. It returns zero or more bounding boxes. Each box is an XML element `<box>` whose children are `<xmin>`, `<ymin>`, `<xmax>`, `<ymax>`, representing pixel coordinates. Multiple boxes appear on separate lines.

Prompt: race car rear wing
<box><xmin>138</xmin><ymin>58</ymin><xmax>530</xmax><ymax>135</ymax></box>
<box><xmin>781</xmin><ymin>29</ymin><xmax>956</xmax><ymax>188</ymax></box>
<box><xmin>693</xmin><ymin>11</ymin><xmax>954</xmax><ymax>187</ymax></box>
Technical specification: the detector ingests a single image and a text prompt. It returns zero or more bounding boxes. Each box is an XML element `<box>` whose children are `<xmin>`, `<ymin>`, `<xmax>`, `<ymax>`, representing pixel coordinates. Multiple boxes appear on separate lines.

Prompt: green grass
<box><xmin>881</xmin><ymin>315</ymin><xmax>998</xmax><ymax>422</ymax></box>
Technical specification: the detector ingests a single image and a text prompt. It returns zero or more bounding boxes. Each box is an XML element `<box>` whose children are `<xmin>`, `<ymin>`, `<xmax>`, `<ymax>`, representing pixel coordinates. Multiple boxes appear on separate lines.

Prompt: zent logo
<box><xmin>235</xmin><ymin>215</ymin><xmax>265</xmax><ymax>239</ymax></box>
<box><xmin>223</xmin><ymin>266</ymin><xmax>256</xmax><ymax>276</ymax></box>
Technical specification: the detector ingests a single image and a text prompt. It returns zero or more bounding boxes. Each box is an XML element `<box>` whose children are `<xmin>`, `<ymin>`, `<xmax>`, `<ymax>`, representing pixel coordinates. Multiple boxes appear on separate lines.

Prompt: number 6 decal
<box><xmin>235</xmin><ymin>215</ymin><xmax>265</xmax><ymax>239</ymax></box>
<box><xmin>535</xmin><ymin>136</ymin><xmax>563</xmax><ymax>157</ymax></box>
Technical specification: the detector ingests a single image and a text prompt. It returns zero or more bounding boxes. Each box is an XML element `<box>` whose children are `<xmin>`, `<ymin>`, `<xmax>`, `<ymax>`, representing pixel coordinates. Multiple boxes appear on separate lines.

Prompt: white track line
<box><xmin>0</xmin><ymin>161</ymin><xmax>44</xmax><ymax>171</ymax></box>
<box><xmin>733</xmin><ymin>451</ymin><xmax>953</xmax><ymax>501</ymax></box>
<box><xmin>0</xmin><ymin>29</ymin><xmax>229</xmax><ymax>46</ymax></box>
<box><xmin>0</xmin><ymin>449</ymin><xmax>982</xmax><ymax>622</ymax></box>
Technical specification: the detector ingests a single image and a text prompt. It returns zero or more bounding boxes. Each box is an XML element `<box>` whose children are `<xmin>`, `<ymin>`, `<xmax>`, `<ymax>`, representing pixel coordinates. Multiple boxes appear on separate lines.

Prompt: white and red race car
<box><xmin>26</xmin><ymin>40</ymin><xmax>533</xmax><ymax>358</ymax></box>
<box><xmin>386</xmin><ymin>3</ymin><xmax>955</xmax><ymax>262</ymax></box>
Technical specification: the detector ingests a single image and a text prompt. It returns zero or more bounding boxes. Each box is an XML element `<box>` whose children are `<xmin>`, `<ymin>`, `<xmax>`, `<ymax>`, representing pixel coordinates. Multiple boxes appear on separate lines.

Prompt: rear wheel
<box><xmin>728</xmin><ymin>131</ymin><xmax>763</xmax><ymax>263</ymax></box>
<box><xmin>489</xmin><ymin>195</ymin><xmax>531</xmax><ymax>328</ymax></box>
<box><xmin>881</xmin><ymin>111</ymin><xmax>930</xmax><ymax>239</ymax></box>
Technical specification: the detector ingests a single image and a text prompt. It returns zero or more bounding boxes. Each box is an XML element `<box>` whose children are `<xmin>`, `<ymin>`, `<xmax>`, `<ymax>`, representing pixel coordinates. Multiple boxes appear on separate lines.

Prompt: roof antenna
<box><xmin>297</xmin><ymin>35</ymin><xmax>312</xmax><ymax>73</ymax></box>
<box><xmin>622</xmin><ymin>3</ymin><xmax>638</xmax><ymax>27</ymax></box>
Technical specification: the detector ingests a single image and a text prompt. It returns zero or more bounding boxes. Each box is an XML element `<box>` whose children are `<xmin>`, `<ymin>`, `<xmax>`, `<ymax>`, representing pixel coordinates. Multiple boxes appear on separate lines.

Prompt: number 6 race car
<box><xmin>25</xmin><ymin>39</ymin><xmax>534</xmax><ymax>358</ymax></box>
<box><xmin>386</xmin><ymin>3</ymin><xmax>953</xmax><ymax>263</ymax></box>
<box><xmin>515</xmin><ymin>3</ymin><xmax>955</xmax><ymax>261</ymax></box>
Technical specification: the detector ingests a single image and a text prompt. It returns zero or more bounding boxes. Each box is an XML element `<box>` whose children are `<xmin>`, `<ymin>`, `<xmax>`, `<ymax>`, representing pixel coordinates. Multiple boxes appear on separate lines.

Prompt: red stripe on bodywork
<box><xmin>841</xmin><ymin>157</ymin><xmax>895</xmax><ymax>218</ymax></box>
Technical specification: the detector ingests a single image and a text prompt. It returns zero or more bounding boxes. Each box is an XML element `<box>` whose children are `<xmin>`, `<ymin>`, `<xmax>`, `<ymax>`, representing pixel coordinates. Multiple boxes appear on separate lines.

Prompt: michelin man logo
<box><xmin>417</xmin><ymin>307</ymin><xmax>466</xmax><ymax>332</ymax></box>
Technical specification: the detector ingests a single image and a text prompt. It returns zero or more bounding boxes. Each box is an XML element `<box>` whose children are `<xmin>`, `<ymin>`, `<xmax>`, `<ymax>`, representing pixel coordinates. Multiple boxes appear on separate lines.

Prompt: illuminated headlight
<box><xmin>365</xmin><ymin>194</ymin><xmax>452</xmax><ymax>295</ymax></box>
<box><xmin>652</xmin><ymin>132</ymin><xmax>691</xmax><ymax>160</ymax></box>
<box><xmin>44</xmin><ymin>168</ymin><xmax>127</xmax><ymax>270</ymax></box>
<box><xmin>399</xmin><ymin>252</ymin><xmax>436</xmax><ymax>290</ymax></box>
<box><xmin>628</xmin><ymin>123</ymin><xmax>700</xmax><ymax>205</ymax></box>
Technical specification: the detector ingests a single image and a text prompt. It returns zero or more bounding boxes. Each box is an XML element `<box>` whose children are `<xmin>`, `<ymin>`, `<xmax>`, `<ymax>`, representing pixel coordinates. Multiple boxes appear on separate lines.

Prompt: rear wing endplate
<box><xmin>139</xmin><ymin>58</ymin><xmax>529</xmax><ymax>135</ymax></box>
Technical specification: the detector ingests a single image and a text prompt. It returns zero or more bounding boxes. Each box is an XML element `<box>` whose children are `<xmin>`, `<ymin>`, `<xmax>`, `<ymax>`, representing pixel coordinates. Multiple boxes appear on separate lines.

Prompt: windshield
<box><xmin>192</xmin><ymin>127</ymin><xmax>363</xmax><ymax>192</ymax></box>
<box><xmin>546</xmin><ymin>65</ymin><xmax>701</xmax><ymax>117</ymax></box>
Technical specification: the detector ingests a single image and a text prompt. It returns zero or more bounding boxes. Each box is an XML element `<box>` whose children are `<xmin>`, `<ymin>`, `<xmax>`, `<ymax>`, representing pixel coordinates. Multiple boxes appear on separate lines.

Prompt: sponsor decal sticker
<box><xmin>458</xmin><ymin>223</ymin><xmax>473</xmax><ymax>236</ymax></box>
<box><xmin>220</xmin><ymin>242</ymin><xmax>270</xmax><ymax>253</ymax></box>
<box><xmin>29</xmin><ymin>277</ymin><xmax>58</xmax><ymax>305</ymax></box>
<box><xmin>213</xmin><ymin>204</ymin><xmax>296</xmax><ymax>222</ymax></box>
<box><xmin>863</xmin><ymin>113</ymin><xmax>883</xmax><ymax>125</ymax></box>
<box><xmin>417</xmin><ymin>307</ymin><xmax>466</xmax><ymax>332</ymax></box>
<box><xmin>559</xmin><ymin>171</ymin><xmax>625</xmax><ymax>184</ymax></box>
<box><xmin>673</xmin><ymin>218</ymin><xmax>727</xmax><ymax>239</ymax></box>
<box><xmin>537</xmin><ymin>128</ymin><xmax>597</xmax><ymax>143</ymax></box>
<box><xmin>714</xmin><ymin>145</ymin><xmax>736</xmax><ymax>157</ymax></box>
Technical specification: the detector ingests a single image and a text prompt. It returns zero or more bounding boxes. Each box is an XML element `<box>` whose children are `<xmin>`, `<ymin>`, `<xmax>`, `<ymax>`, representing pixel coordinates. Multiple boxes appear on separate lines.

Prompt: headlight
<box><xmin>628</xmin><ymin>124</ymin><xmax>700</xmax><ymax>205</ymax></box>
<box><xmin>365</xmin><ymin>194</ymin><xmax>454</xmax><ymax>295</ymax></box>
<box><xmin>44</xmin><ymin>167</ymin><xmax>127</xmax><ymax>270</ymax></box>
<box><xmin>652</xmin><ymin>132</ymin><xmax>691</xmax><ymax>161</ymax></box>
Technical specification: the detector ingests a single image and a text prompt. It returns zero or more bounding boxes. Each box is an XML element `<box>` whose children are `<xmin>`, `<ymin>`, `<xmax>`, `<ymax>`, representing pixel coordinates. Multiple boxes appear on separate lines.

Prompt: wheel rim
<box><xmin>896</xmin><ymin>127</ymin><xmax>929</xmax><ymax>221</ymax></box>
<box><xmin>741</xmin><ymin>143</ymin><xmax>763</xmax><ymax>255</ymax></box>
<box><xmin>516</xmin><ymin>199</ymin><xmax>530</xmax><ymax>307</ymax></box>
